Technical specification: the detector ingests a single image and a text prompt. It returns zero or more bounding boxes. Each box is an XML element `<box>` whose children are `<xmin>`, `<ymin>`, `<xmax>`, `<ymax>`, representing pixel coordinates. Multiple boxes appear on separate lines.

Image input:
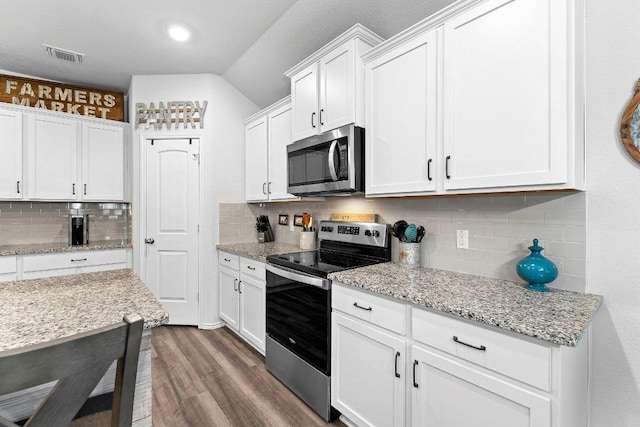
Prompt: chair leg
<box><xmin>111</xmin><ymin>315</ymin><xmax>143</xmax><ymax>427</ymax></box>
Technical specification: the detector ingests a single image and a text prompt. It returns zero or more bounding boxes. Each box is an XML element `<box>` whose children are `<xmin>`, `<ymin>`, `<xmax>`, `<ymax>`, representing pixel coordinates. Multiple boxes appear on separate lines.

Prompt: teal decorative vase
<box><xmin>516</xmin><ymin>239</ymin><xmax>558</xmax><ymax>292</ymax></box>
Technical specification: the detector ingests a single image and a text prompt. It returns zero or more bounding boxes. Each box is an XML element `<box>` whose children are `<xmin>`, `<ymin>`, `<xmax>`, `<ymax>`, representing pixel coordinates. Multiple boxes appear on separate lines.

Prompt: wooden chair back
<box><xmin>0</xmin><ymin>314</ymin><xmax>144</xmax><ymax>427</ymax></box>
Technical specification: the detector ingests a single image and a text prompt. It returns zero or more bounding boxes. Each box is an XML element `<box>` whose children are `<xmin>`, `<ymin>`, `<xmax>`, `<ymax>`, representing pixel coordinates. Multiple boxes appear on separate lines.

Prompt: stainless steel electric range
<box><xmin>264</xmin><ymin>220</ymin><xmax>391</xmax><ymax>421</ymax></box>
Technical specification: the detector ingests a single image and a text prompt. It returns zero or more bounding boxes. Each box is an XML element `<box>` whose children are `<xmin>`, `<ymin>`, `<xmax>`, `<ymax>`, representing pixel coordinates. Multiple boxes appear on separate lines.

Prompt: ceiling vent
<box><xmin>43</xmin><ymin>44</ymin><xmax>85</xmax><ymax>64</ymax></box>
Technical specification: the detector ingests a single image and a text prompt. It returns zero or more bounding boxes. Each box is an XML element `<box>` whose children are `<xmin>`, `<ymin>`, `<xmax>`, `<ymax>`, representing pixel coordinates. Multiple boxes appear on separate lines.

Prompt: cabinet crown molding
<box><xmin>361</xmin><ymin>0</ymin><xmax>484</xmax><ymax>64</ymax></box>
<box><xmin>243</xmin><ymin>95</ymin><xmax>291</xmax><ymax>125</ymax></box>
<box><xmin>284</xmin><ymin>24</ymin><xmax>384</xmax><ymax>78</ymax></box>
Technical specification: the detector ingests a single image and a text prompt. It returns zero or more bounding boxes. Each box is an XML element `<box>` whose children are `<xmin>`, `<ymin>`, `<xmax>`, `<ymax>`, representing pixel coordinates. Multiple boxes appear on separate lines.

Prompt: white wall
<box><xmin>129</xmin><ymin>74</ymin><xmax>257</xmax><ymax>328</ymax></box>
<box><xmin>585</xmin><ymin>0</ymin><xmax>640</xmax><ymax>424</ymax></box>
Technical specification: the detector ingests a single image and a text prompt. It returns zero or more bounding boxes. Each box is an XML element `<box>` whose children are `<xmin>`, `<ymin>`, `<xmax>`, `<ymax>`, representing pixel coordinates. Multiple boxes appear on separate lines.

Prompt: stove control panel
<box><xmin>318</xmin><ymin>220</ymin><xmax>389</xmax><ymax>248</ymax></box>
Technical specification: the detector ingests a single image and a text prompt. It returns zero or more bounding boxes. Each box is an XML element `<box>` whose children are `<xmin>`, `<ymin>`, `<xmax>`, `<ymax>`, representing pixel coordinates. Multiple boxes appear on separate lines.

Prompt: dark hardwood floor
<box><xmin>151</xmin><ymin>325</ymin><xmax>345</xmax><ymax>427</ymax></box>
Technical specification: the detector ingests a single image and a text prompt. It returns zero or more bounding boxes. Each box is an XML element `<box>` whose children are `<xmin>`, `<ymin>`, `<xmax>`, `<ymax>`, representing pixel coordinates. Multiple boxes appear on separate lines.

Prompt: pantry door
<box><xmin>145</xmin><ymin>138</ymin><xmax>200</xmax><ymax>325</ymax></box>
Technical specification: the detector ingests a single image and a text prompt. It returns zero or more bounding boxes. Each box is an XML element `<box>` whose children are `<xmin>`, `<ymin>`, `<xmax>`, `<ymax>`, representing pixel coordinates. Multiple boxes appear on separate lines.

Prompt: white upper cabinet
<box><xmin>291</xmin><ymin>64</ymin><xmax>320</xmax><ymax>141</ymax></box>
<box><xmin>244</xmin><ymin>97</ymin><xmax>300</xmax><ymax>203</ymax></box>
<box><xmin>365</xmin><ymin>29</ymin><xmax>438</xmax><ymax>196</ymax></box>
<box><xmin>0</xmin><ymin>108</ymin><xmax>23</xmax><ymax>199</ymax></box>
<box><xmin>442</xmin><ymin>0</ymin><xmax>575</xmax><ymax>191</ymax></box>
<box><xmin>286</xmin><ymin>24</ymin><xmax>384</xmax><ymax>142</ymax></box>
<box><xmin>268</xmin><ymin>102</ymin><xmax>297</xmax><ymax>201</ymax></box>
<box><xmin>82</xmin><ymin>122</ymin><xmax>124</xmax><ymax>201</ymax></box>
<box><xmin>245</xmin><ymin>116</ymin><xmax>269</xmax><ymax>202</ymax></box>
<box><xmin>319</xmin><ymin>43</ymin><xmax>355</xmax><ymax>134</ymax></box>
<box><xmin>27</xmin><ymin>114</ymin><xmax>79</xmax><ymax>200</ymax></box>
<box><xmin>363</xmin><ymin>0</ymin><xmax>585</xmax><ymax>197</ymax></box>
<box><xmin>1</xmin><ymin>104</ymin><xmax>128</xmax><ymax>202</ymax></box>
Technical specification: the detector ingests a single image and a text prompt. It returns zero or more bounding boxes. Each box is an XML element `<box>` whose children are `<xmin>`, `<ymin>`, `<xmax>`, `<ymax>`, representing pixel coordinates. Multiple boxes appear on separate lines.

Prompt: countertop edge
<box><xmin>329</xmin><ymin>265</ymin><xmax>603</xmax><ymax>348</ymax></box>
<box><xmin>0</xmin><ymin>242</ymin><xmax>133</xmax><ymax>256</ymax></box>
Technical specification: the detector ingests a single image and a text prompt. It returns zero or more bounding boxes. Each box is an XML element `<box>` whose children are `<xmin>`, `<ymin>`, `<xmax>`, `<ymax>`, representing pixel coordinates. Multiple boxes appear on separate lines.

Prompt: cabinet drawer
<box><xmin>412</xmin><ymin>307</ymin><xmax>551</xmax><ymax>391</ymax></box>
<box><xmin>239</xmin><ymin>257</ymin><xmax>265</xmax><ymax>280</ymax></box>
<box><xmin>0</xmin><ymin>256</ymin><xmax>17</xmax><ymax>274</ymax></box>
<box><xmin>218</xmin><ymin>251</ymin><xmax>239</xmax><ymax>270</ymax></box>
<box><xmin>23</xmin><ymin>249</ymin><xmax>127</xmax><ymax>272</ymax></box>
<box><xmin>332</xmin><ymin>283</ymin><xmax>406</xmax><ymax>335</ymax></box>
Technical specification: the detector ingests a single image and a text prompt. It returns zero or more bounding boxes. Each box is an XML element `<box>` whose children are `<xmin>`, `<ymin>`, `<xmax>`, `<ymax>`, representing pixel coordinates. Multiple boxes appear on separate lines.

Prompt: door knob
<box><xmin>145</xmin><ymin>238</ymin><xmax>155</xmax><ymax>244</ymax></box>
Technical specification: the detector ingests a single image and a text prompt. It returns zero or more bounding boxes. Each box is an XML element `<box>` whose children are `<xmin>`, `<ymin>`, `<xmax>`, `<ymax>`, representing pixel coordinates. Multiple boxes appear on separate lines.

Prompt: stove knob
<box><xmin>364</xmin><ymin>230</ymin><xmax>372</xmax><ymax>236</ymax></box>
<box><xmin>372</xmin><ymin>230</ymin><xmax>380</xmax><ymax>238</ymax></box>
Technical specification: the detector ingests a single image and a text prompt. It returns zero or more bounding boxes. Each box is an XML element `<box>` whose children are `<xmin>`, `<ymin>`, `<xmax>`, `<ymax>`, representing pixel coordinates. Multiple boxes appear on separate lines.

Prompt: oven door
<box><xmin>265</xmin><ymin>264</ymin><xmax>331</xmax><ymax>375</ymax></box>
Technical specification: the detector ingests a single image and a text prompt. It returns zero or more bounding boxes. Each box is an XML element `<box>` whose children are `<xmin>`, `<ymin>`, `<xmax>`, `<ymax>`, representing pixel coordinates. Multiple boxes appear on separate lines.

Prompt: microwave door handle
<box><xmin>328</xmin><ymin>140</ymin><xmax>339</xmax><ymax>181</ymax></box>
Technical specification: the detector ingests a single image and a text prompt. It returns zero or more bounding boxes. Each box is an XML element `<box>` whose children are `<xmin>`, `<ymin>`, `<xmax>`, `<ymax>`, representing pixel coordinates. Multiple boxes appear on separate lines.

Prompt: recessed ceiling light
<box><xmin>168</xmin><ymin>24</ymin><xmax>190</xmax><ymax>42</ymax></box>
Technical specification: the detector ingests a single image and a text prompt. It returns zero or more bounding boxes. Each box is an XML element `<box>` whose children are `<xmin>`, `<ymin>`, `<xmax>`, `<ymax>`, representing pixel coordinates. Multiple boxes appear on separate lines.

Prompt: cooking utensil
<box><xmin>404</xmin><ymin>224</ymin><xmax>417</xmax><ymax>243</ymax></box>
<box><xmin>392</xmin><ymin>220</ymin><xmax>408</xmax><ymax>242</ymax></box>
<box><xmin>416</xmin><ymin>226</ymin><xmax>425</xmax><ymax>243</ymax></box>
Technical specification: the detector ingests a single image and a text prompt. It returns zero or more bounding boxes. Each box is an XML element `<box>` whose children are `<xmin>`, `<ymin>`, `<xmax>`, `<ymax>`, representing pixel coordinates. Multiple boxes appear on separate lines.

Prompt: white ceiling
<box><xmin>1</xmin><ymin>0</ymin><xmax>456</xmax><ymax>109</ymax></box>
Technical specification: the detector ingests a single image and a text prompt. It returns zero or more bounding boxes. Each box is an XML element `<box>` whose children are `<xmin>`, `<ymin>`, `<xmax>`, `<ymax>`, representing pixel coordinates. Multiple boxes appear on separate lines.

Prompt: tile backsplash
<box><xmin>219</xmin><ymin>192</ymin><xmax>586</xmax><ymax>292</ymax></box>
<box><xmin>0</xmin><ymin>202</ymin><xmax>131</xmax><ymax>245</ymax></box>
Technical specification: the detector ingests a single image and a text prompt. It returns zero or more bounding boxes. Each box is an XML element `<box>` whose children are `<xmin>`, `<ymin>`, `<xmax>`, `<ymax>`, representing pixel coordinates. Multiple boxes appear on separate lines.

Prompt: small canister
<box><xmin>398</xmin><ymin>242</ymin><xmax>421</xmax><ymax>269</ymax></box>
<box><xmin>300</xmin><ymin>231</ymin><xmax>317</xmax><ymax>250</ymax></box>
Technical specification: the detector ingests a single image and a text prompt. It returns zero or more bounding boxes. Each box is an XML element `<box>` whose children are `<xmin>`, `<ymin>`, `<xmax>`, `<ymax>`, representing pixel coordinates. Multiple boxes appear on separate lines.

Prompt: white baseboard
<box><xmin>199</xmin><ymin>321</ymin><xmax>225</xmax><ymax>330</ymax></box>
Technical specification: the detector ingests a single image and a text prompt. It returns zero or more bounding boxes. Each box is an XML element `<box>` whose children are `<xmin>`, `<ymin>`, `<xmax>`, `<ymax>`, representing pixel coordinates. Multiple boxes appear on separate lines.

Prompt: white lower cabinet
<box><xmin>218</xmin><ymin>251</ymin><xmax>266</xmax><ymax>354</ymax></box>
<box><xmin>0</xmin><ymin>256</ymin><xmax>18</xmax><ymax>282</ymax></box>
<box><xmin>20</xmin><ymin>248</ymin><xmax>129</xmax><ymax>280</ymax></box>
<box><xmin>332</xmin><ymin>312</ymin><xmax>405</xmax><ymax>427</ymax></box>
<box><xmin>331</xmin><ymin>282</ymin><xmax>588</xmax><ymax>427</ymax></box>
<box><xmin>411</xmin><ymin>344</ymin><xmax>550</xmax><ymax>427</ymax></box>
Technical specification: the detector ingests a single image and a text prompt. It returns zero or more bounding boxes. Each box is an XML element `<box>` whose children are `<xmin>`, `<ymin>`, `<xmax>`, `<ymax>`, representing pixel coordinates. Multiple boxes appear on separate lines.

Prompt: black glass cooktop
<box><xmin>266</xmin><ymin>249</ymin><xmax>383</xmax><ymax>278</ymax></box>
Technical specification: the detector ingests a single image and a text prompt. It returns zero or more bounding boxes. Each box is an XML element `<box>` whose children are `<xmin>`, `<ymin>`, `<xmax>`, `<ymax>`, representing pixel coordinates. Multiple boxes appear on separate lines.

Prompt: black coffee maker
<box><xmin>69</xmin><ymin>215</ymin><xmax>89</xmax><ymax>246</ymax></box>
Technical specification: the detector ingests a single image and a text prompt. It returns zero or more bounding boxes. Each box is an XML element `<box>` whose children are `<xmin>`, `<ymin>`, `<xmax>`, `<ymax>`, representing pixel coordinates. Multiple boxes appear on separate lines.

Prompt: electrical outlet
<box><xmin>290</xmin><ymin>220</ymin><xmax>294</xmax><ymax>232</ymax></box>
<box><xmin>456</xmin><ymin>230</ymin><xmax>469</xmax><ymax>249</ymax></box>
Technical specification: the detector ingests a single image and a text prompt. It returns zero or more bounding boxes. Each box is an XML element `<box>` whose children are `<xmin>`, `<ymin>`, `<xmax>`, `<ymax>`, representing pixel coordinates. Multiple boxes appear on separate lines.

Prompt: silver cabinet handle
<box><xmin>145</xmin><ymin>238</ymin><xmax>155</xmax><ymax>244</ymax></box>
<box><xmin>268</xmin><ymin>182</ymin><xmax>271</xmax><ymax>194</ymax></box>
<box><xmin>263</xmin><ymin>182</ymin><xmax>266</xmax><ymax>194</ymax></box>
<box><xmin>247</xmin><ymin>266</ymin><xmax>256</xmax><ymax>271</ymax></box>
<box><xmin>84</xmin><ymin>184</ymin><xmax>87</xmax><ymax>195</ymax></box>
<box><xmin>70</xmin><ymin>258</ymin><xmax>87</xmax><ymax>262</ymax></box>
<box><xmin>311</xmin><ymin>112</ymin><xmax>316</xmax><ymax>128</ymax></box>
<box><xmin>224</xmin><ymin>258</ymin><xmax>231</xmax><ymax>262</ymax></box>
<box><xmin>238</xmin><ymin>281</ymin><xmax>242</xmax><ymax>293</ymax></box>
<box><xmin>320</xmin><ymin>109</ymin><xmax>324</xmax><ymax>126</ymax></box>
<box><xmin>233</xmin><ymin>278</ymin><xmax>238</xmax><ymax>292</ymax></box>
<box><xmin>394</xmin><ymin>352</ymin><xmax>401</xmax><ymax>378</ymax></box>
<box><xmin>72</xmin><ymin>183</ymin><xmax>76</xmax><ymax>195</ymax></box>
<box><xmin>16</xmin><ymin>181</ymin><xmax>20</xmax><ymax>194</ymax></box>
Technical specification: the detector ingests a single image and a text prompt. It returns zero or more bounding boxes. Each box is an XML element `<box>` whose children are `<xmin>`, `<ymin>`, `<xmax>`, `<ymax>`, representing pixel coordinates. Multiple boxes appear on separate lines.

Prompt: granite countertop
<box><xmin>0</xmin><ymin>240</ymin><xmax>132</xmax><ymax>256</ymax></box>
<box><xmin>217</xmin><ymin>242</ymin><xmax>302</xmax><ymax>261</ymax></box>
<box><xmin>0</xmin><ymin>269</ymin><xmax>168</xmax><ymax>351</ymax></box>
<box><xmin>329</xmin><ymin>263</ymin><xmax>602</xmax><ymax>347</ymax></box>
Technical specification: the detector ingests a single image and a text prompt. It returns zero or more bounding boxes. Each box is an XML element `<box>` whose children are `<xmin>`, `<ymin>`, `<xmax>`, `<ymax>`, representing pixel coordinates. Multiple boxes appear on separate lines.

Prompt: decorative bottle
<box><xmin>516</xmin><ymin>239</ymin><xmax>558</xmax><ymax>292</ymax></box>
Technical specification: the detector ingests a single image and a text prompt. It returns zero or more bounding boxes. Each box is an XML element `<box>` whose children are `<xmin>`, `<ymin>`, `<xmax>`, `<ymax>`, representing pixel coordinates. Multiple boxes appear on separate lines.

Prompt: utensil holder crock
<box><xmin>398</xmin><ymin>242</ymin><xmax>421</xmax><ymax>269</ymax></box>
<box><xmin>300</xmin><ymin>231</ymin><xmax>317</xmax><ymax>250</ymax></box>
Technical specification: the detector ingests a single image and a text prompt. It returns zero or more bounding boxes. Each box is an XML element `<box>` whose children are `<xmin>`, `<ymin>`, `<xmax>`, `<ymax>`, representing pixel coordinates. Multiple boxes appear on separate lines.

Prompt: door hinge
<box><xmin>193</xmin><ymin>153</ymin><xmax>200</xmax><ymax>165</ymax></box>
<box><xmin>197</xmin><ymin>224</ymin><xmax>200</xmax><ymax>233</ymax></box>
<box><xmin>197</xmin><ymin>292</ymin><xmax>199</xmax><ymax>302</ymax></box>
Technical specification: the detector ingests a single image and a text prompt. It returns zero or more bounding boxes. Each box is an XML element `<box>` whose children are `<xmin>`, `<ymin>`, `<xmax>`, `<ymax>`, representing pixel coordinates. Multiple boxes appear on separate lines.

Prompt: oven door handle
<box><xmin>266</xmin><ymin>263</ymin><xmax>331</xmax><ymax>290</ymax></box>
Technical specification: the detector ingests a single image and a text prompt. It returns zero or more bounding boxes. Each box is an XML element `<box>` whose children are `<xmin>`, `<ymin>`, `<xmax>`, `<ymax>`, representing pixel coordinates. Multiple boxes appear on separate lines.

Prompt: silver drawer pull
<box><xmin>453</xmin><ymin>336</ymin><xmax>486</xmax><ymax>351</ymax></box>
<box><xmin>224</xmin><ymin>258</ymin><xmax>231</xmax><ymax>262</ymax></box>
<box><xmin>70</xmin><ymin>258</ymin><xmax>87</xmax><ymax>262</ymax></box>
<box><xmin>353</xmin><ymin>302</ymin><xmax>372</xmax><ymax>311</ymax></box>
<box><xmin>247</xmin><ymin>266</ymin><xmax>256</xmax><ymax>270</ymax></box>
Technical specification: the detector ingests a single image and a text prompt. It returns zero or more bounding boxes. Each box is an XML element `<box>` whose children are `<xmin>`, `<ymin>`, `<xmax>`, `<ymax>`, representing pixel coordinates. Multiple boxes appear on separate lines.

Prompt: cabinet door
<box><xmin>365</xmin><ymin>30</ymin><xmax>438</xmax><ymax>196</ymax></box>
<box><xmin>245</xmin><ymin>117</ymin><xmax>269</xmax><ymax>201</ymax></box>
<box><xmin>82</xmin><ymin>122</ymin><xmax>124</xmax><ymax>201</ymax></box>
<box><xmin>443</xmin><ymin>0</ymin><xmax>568</xmax><ymax>190</ymax></box>
<box><xmin>27</xmin><ymin>115</ymin><xmax>79</xmax><ymax>200</ymax></box>
<box><xmin>320</xmin><ymin>42</ymin><xmax>355</xmax><ymax>133</ymax></box>
<box><xmin>291</xmin><ymin>63</ymin><xmax>319</xmax><ymax>141</ymax></box>
<box><xmin>267</xmin><ymin>102</ymin><xmax>297</xmax><ymax>201</ymax></box>
<box><xmin>219</xmin><ymin>266</ymin><xmax>240</xmax><ymax>330</ymax></box>
<box><xmin>238</xmin><ymin>274</ymin><xmax>266</xmax><ymax>353</ymax></box>
<box><xmin>411</xmin><ymin>345</ymin><xmax>551</xmax><ymax>427</ymax></box>
<box><xmin>0</xmin><ymin>109</ymin><xmax>23</xmax><ymax>199</ymax></box>
<box><xmin>332</xmin><ymin>312</ymin><xmax>405</xmax><ymax>427</ymax></box>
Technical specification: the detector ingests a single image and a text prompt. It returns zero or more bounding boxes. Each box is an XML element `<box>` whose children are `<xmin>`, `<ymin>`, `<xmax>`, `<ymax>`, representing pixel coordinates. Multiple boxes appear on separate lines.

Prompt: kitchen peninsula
<box><xmin>0</xmin><ymin>269</ymin><xmax>168</xmax><ymax>426</ymax></box>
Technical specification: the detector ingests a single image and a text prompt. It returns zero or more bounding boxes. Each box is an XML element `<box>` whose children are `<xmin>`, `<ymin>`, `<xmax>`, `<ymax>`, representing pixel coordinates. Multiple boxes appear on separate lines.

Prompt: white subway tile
<box><xmin>564</xmin><ymin>226</ymin><xmax>586</xmax><ymax>243</ymax></box>
<box><xmin>464</xmin><ymin>249</ymin><xmax>493</xmax><ymax>263</ymax></box>
<box><xmin>451</xmin><ymin>259</ymin><xmax>479</xmax><ymax>275</ymax></box>
<box><xmin>564</xmin><ymin>258</ymin><xmax>586</xmax><ymax>276</ymax></box>
<box><xmin>477</xmin><ymin>236</ymin><xmax>510</xmax><ymax>251</ymax></box>
<box><xmin>509</xmin><ymin>209</ymin><xmax>545</xmax><ymax>224</ymax></box>
<box><xmin>543</xmin><ymin>241</ymin><xmax>586</xmax><ymax>260</ymax></box>
<box><xmin>478</xmin><ymin>210</ymin><xmax>510</xmax><ymax>223</ymax></box>
<box><xmin>524</xmin><ymin>225</ymin><xmax>565</xmax><ymax>241</ymax></box>
<box><xmin>492</xmin><ymin>195</ymin><xmax>526</xmax><ymax>209</ymax></box>
<box><xmin>545</xmin><ymin>209</ymin><xmax>585</xmax><ymax>226</ymax></box>
<box><xmin>492</xmin><ymin>223</ymin><xmax>527</xmax><ymax>238</ymax></box>
<box><xmin>524</xmin><ymin>194</ymin><xmax>565</xmax><ymax>210</ymax></box>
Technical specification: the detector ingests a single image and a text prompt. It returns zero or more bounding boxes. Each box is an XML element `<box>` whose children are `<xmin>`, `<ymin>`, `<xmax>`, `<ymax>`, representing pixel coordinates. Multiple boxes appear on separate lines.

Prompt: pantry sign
<box><xmin>0</xmin><ymin>74</ymin><xmax>124</xmax><ymax>121</ymax></box>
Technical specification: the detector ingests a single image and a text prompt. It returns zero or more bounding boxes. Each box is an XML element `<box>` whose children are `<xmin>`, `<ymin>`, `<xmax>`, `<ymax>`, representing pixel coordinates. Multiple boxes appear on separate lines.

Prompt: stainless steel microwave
<box><xmin>287</xmin><ymin>124</ymin><xmax>364</xmax><ymax>196</ymax></box>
